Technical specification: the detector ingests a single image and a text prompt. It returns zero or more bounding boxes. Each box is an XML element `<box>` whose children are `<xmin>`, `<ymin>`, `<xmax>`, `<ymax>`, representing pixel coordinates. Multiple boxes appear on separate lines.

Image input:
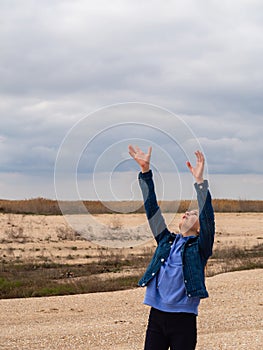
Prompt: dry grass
<box><xmin>206</xmin><ymin>243</ymin><xmax>263</xmax><ymax>276</ymax></box>
<box><xmin>0</xmin><ymin>198</ymin><xmax>262</xmax><ymax>215</ymax></box>
<box><xmin>0</xmin><ymin>251</ymin><xmax>152</xmax><ymax>299</ymax></box>
<box><xmin>0</xmin><ymin>242</ymin><xmax>262</xmax><ymax>299</ymax></box>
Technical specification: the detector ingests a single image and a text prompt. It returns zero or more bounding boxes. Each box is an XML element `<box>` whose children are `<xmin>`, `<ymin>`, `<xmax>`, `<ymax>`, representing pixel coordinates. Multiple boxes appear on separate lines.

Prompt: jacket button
<box><xmin>184</xmin><ymin>280</ymin><xmax>187</xmax><ymax>283</ymax></box>
<box><xmin>142</xmin><ymin>283</ymin><xmax>146</xmax><ymax>287</ymax></box>
<box><xmin>161</xmin><ymin>258</ymin><xmax>165</xmax><ymax>262</ymax></box>
<box><xmin>152</xmin><ymin>272</ymin><xmax>155</xmax><ymax>276</ymax></box>
<box><xmin>188</xmin><ymin>294</ymin><xmax>191</xmax><ymax>297</ymax></box>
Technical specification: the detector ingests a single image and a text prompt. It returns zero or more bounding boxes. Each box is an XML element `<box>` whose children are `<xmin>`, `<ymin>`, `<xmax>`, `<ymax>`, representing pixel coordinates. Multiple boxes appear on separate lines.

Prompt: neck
<box><xmin>181</xmin><ymin>230</ymin><xmax>198</xmax><ymax>237</ymax></box>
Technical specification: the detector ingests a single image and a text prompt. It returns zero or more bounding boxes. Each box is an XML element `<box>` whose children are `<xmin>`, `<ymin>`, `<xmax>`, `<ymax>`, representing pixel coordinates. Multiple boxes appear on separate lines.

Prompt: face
<box><xmin>179</xmin><ymin>209</ymin><xmax>200</xmax><ymax>235</ymax></box>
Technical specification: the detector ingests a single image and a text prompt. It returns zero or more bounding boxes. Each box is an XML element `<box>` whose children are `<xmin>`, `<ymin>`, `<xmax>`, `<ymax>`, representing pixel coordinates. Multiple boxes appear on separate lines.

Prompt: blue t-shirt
<box><xmin>144</xmin><ymin>235</ymin><xmax>200</xmax><ymax>315</ymax></box>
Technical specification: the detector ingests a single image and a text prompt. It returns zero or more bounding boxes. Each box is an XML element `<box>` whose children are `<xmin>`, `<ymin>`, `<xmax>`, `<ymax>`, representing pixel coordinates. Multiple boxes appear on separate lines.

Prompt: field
<box><xmin>0</xmin><ymin>212</ymin><xmax>262</xmax><ymax>298</ymax></box>
<box><xmin>0</xmin><ymin>211</ymin><xmax>262</xmax><ymax>349</ymax></box>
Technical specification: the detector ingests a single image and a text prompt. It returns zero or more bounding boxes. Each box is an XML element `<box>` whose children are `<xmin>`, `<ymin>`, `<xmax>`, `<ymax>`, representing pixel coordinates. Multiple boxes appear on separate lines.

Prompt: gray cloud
<box><xmin>0</xmin><ymin>0</ymin><xmax>262</xmax><ymax>199</ymax></box>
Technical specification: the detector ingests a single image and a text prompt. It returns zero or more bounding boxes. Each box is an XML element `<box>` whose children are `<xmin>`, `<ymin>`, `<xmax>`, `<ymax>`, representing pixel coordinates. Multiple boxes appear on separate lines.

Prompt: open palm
<box><xmin>186</xmin><ymin>150</ymin><xmax>205</xmax><ymax>183</ymax></box>
<box><xmin>128</xmin><ymin>145</ymin><xmax>152</xmax><ymax>173</ymax></box>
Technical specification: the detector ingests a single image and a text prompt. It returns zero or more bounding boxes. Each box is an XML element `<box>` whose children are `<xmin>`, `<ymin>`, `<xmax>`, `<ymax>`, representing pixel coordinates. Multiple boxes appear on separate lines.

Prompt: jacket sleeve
<box><xmin>195</xmin><ymin>180</ymin><xmax>215</xmax><ymax>260</ymax></box>
<box><xmin>138</xmin><ymin>170</ymin><xmax>170</xmax><ymax>243</ymax></box>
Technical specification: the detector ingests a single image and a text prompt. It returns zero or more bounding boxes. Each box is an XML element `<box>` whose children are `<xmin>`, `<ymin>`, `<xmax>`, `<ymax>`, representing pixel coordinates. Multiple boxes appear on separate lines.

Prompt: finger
<box><xmin>128</xmin><ymin>144</ymin><xmax>135</xmax><ymax>153</ymax></box>
<box><xmin>195</xmin><ymin>150</ymin><xmax>202</xmax><ymax>163</ymax></box>
<box><xmin>128</xmin><ymin>145</ymin><xmax>136</xmax><ymax>158</ymax></box>
<box><xmin>148</xmin><ymin>146</ymin><xmax>152</xmax><ymax>157</ymax></box>
<box><xmin>136</xmin><ymin>145</ymin><xmax>145</xmax><ymax>157</ymax></box>
<box><xmin>197</xmin><ymin>150</ymin><xmax>204</xmax><ymax>163</ymax></box>
<box><xmin>135</xmin><ymin>145</ymin><xmax>141</xmax><ymax>154</ymax></box>
<box><xmin>200</xmin><ymin>151</ymin><xmax>205</xmax><ymax>163</ymax></box>
<box><xmin>186</xmin><ymin>161</ymin><xmax>193</xmax><ymax>172</ymax></box>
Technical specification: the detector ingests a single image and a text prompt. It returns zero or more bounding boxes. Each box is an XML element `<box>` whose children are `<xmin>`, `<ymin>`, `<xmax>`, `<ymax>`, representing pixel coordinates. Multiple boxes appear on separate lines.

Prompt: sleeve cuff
<box><xmin>138</xmin><ymin>169</ymin><xmax>153</xmax><ymax>179</ymax></box>
<box><xmin>194</xmin><ymin>179</ymin><xmax>209</xmax><ymax>192</ymax></box>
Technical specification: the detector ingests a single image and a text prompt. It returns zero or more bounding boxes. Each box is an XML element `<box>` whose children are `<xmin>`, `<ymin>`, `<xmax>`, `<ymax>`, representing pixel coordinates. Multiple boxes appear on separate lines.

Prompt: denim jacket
<box><xmin>138</xmin><ymin>170</ymin><xmax>215</xmax><ymax>299</ymax></box>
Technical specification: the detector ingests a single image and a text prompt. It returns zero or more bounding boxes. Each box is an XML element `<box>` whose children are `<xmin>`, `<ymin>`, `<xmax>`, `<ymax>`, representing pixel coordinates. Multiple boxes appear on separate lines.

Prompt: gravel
<box><xmin>0</xmin><ymin>269</ymin><xmax>262</xmax><ymax>350</ymax></box>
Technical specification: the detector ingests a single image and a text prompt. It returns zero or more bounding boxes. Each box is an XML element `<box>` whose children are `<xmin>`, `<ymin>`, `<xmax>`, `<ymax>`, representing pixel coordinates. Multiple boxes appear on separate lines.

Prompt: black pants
<box><xmin>144</xmin><ymin>308</ymin><xmax>197</xmax><ymax>350</ymax></box>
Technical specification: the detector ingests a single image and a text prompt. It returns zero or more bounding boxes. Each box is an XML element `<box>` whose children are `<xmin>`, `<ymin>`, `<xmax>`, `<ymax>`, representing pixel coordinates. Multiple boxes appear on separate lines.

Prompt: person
<box><xmin>128</xmin><ymin>145</ymin><xmax>215</xmax><ymax>350</ymax></box>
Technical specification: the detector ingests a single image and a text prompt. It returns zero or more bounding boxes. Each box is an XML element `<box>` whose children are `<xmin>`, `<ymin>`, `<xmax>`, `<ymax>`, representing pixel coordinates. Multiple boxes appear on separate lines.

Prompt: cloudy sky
<box><xmin>0</xmin><ymin>0</ymin><xmax>263</xmax><ymax>202</ymax></box>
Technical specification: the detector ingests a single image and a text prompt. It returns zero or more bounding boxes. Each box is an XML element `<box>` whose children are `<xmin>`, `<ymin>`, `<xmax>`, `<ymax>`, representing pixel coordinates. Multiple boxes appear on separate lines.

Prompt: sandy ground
<box><xmin>0</xmin><ymin>213</ymin><xmax>262</xmax><ymax>349</ymax></box>
<box><xmin>0</xmin><ymin>213</ymin><xmax>262</xmax><ymax>264</ymax></box>
<box><xmin>0</xmin><ymin>269</ymin><xmax>262</xmax><ymax>350</ymax></box>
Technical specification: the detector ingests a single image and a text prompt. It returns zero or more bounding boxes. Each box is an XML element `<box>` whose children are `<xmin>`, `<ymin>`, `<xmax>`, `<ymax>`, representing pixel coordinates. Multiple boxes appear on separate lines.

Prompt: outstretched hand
<box><xmin>186</xmin><ymin>150</ymin><xmax>205</xmax><ymax>184</ymax></box>
<box><xmin>129</xmin><ymin>146</ymin><xmax>204</xmax><ymax>181</ymax></box>
<box><xmin>128</xmin><ymin>145</ymin><xmax>152</xmax><ymax>173</ymax></box>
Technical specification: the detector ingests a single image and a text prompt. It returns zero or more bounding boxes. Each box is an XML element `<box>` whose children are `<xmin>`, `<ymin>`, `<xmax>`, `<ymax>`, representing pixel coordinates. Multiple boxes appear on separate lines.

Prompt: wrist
<box><xmin>195</xmin><ymin>178</ymin><xmax>204</xmax><ymax>184</ymax></box>
<box><xmin>141</xmin><ymin>166</ymin><xmax>150</xmax><ymax>173</ymax></box>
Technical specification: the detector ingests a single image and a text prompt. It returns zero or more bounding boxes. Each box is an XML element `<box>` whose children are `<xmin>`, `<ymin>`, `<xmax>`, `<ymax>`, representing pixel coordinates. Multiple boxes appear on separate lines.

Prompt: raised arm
<box><xmin>187</xmin><ymin>151</ymin><xmax>215</xmax><ymax>259</ymax></box>
<box><xmin>128</xmin><ymin>145</ymin><xmax>169</xmax><ymax>242</ymax></box>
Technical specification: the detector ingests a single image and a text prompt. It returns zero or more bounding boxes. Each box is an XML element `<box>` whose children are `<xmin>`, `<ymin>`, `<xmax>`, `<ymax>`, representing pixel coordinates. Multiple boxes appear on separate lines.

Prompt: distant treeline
<box><xmin>0</xmin><ymin>198</ymin><xmax>262</xmax><ymax>215</ymax></box>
